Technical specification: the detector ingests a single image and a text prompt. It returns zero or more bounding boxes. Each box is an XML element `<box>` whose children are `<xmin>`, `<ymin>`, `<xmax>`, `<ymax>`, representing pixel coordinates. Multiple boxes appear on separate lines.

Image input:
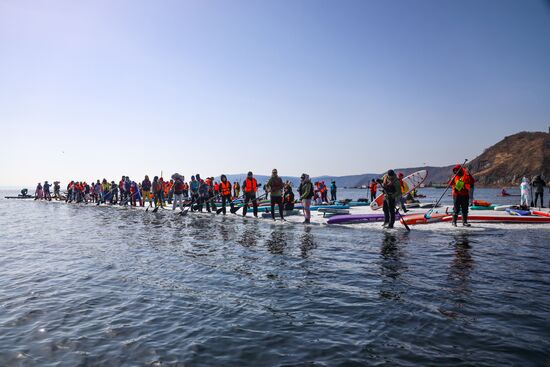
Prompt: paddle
<box><xmin>179</xmin><ymin>197</ymin><xmax>197</xmax><ymax>216</ymax></box>
<box><xmin>216</xmin><ymin>194</ymin><xmax>244</xmax><ymax>214</ymax></box>
<box><xmin>230</xmin><ymin>193</ymin><xmax>267</xmax><ymax>214</ymax></box>
<box><xmin>425</xmin><ymin>159</ymin><xmax>468</xmax><ymax>220</ymax></box>
<box><xmin>191</xmin><ymin>193</ymin><xmax>221</xmax><ymax>212</ymax></box>
<box><xmin>395</xmin><ymin>208</ymin><xmax>410</xmax><ymax>231</ymax></box>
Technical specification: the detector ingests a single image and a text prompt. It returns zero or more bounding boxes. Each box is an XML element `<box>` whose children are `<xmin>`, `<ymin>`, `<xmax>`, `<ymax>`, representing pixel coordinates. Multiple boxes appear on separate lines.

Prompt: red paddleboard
<box><xmin>531</xmin><ymin>210</ymin><xmax>550</xmax><ymax>218</ymax></box>
<box><xmin>371</xmin><ymin>170</ymin><xmax>427</xmax><ymax>210</ymax></box>
<box><xmin>441</xmin><ymin>215</ymin><xmax>550</xmax><ymax>223</ymax></box>
<box><xmin>401</xmin><ymin>212</ymin><xmax>447</xmax><ymax>225</ymax></box>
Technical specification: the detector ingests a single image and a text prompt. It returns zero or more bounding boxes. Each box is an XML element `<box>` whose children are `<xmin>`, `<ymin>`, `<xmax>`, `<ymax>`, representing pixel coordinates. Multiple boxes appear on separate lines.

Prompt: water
<box><xmin>0</xmin><ymin>189</ymin><xmax>548</xmax><ymax>366</ymax></box>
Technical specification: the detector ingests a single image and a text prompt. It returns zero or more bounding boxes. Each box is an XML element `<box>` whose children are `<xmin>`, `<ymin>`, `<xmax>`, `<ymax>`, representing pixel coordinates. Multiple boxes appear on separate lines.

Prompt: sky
<box><xmin>1</xmin><ymin>0</ymin><xmax>549</xmax><ymax>187</ymax></box>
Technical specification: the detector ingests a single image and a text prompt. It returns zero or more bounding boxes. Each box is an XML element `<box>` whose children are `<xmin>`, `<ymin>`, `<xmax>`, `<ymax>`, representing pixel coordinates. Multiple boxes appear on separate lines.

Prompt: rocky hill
<box><xmin>467</xmin><ymin>131</ymin><xmax>550</xmax><ymax>186</ymax></box>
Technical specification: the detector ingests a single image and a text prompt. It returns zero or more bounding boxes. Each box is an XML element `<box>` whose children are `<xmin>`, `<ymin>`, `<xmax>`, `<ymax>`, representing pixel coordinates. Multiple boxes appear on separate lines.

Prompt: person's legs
<box><xmin>276</xmin><ymin>196</ymin><xmax>284</xmax><ymax>219</ymax></box>
<box><xmin>302</xmin><ymin>199</ymin><xmax>311</xmax><ymax>223</ymax></box>
<box><xmin>452</xmin><ymin>196</ymin><xmax>460</xmax><ymax>226</ymax></box>
<box><xmin>382</xmin><ymin>199</ymin><xmax>389</xmax><ymax>226</ymax></box>
<box><xmin>221</xmin><ymin>196</ymin><xmax>227</xmax><ymax>214</ymax></box>
<box><xmin>252</xmin><ymin>194</ymin><xmax>258</xmax><ymax>217</ymax></box>
<box><xmin>461</xmin><ymin>196</ymin><xmax>470</xmax><ymax>225</ymax></box>
<box><xmin>387</xmin><ymin>197</ymin><xmax>396</xmax><ymax>228</ymax></box>
<box><xmin>270</xmin><ymin>196</ymin><xmax>276</xmax><ymax>219</ymax></box>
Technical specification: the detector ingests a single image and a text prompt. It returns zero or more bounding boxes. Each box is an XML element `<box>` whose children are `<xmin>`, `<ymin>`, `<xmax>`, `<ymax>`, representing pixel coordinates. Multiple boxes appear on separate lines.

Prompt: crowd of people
<box><xmin>32</xmin><ymin>171</ymin><xmax>339</xmax><ymax>223</ymax></box>
<box><xmin>32</xmin><ymin>167</ymin><xmax>548</xmax><ymax>227</ymax></box>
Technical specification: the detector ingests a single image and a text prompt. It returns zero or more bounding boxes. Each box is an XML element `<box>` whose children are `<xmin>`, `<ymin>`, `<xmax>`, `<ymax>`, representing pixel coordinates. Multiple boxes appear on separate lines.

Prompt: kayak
<box><xmin>470</xmin><ymin>205</ymin><xmax>496</xmax><ymax>210</ymax></box>
<box><xmin>327</xmin><ymin>212</ymin><xmax>401</xmax><ymax>225</ymax></box>
<box><xmin>505</xmin><ymin>208</ymin><xmax>531</xmax><ymax>216</ymax></box>
<box><xmin>371</xmin><ymin>170</ymin><xmax>428</xmax><ymax>210</ymax></box>
<box><xmin>401</xmin><ymin>212</ymin><xmax>447</xmax><ymax>225</ymax></box>
<box><xmin>441</xmin><ymin>215</ymin><xmax>550</xmax><ymax>223</ymax></box>
<box><xmin>472</xmin><ymin>200</ymin><xmax>492</xmax><ymax>207</ymax></box>
<box><xmin>532</xmin><ymin>210</ymin><xmax>550</xmax><ymax>217</ymax></box>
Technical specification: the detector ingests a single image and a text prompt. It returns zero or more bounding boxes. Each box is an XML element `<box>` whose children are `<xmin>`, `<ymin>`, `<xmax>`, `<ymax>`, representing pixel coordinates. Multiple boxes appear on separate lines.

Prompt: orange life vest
<box><xmin>220</xmin><ymin>181</ymin><xmax>231</xmax><ymax>196</ymax></box>
<box><xmin>244</xmin><ymin>178</ymin><xmax>257</xmax><ymax>193</ymax></box>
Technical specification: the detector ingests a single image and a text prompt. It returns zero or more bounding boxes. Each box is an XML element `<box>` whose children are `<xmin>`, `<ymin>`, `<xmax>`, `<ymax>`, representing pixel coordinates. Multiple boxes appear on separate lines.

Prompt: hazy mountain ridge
<box><xmin>222</xmin><ymin>131</ymin><xmax>549</xmax><ymax>188</ymax></box>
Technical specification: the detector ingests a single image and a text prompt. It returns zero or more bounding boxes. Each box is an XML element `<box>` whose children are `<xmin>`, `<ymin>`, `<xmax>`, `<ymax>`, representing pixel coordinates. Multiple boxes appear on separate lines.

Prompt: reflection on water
<box><xmin>0</xmin><ymin>195</ymin><xmax>548</xmax><ymax>366</ymax></box>
<box><xmin>379</xmin><ymin>232</ymin><xmax>410</xmax><ymax>301</ymax></box>
<box><xmin>299</xmin><ymin>226</ymin><xmax>316</xmax><ymax>259</ymax></box>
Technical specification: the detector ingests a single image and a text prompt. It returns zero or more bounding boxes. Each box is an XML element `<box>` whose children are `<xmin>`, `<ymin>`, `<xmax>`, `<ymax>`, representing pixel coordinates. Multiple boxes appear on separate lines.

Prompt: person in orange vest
<box><xmin>450</xmin><ymin>165</ymin><xmax>472</xmax><ymax>227</ymax></box>
<box><xmin>218</xmin><ymin>175</ymin><xmax>234</xmax><ymax>215</ymax></box>
<box><xmin>369</xmin><ymin>179</ymin><xmax>377</xmax><ymax>202</ymax></box>
<box><xmin>242</xmin><ymin>171</ymin><xmax>259</xmax><ymax>217</ymax></box>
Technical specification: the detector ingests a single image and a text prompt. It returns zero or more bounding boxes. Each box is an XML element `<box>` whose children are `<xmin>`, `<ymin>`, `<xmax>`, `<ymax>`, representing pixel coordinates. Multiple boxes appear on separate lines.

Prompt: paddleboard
<box><xmin>370</xmin><ymin>170</ymin><xmax>427</xmax><ymax>210</ymax></box>
<box><xmin>327</xmin><ymin>213</ymin><xmax>401</xmax><ymax>225</ymax></box>
<box><xmin>441</xmin><ymin>215</ymin><xmax>550</xmax><ymax>223</ymax></box>
<box><xmin>494</xmin><ymin>205</ymin><xmax>513</xmax><ymax>211</ymax></box>
<box><xmin>400</xmin><ymin>212</ymin><xmax>447</xmax><ymax>225</ymax></box>
<box><xmin>532</xmin><ymin>210</ymin><xmax>550</xmax><ymax>217</ymax></box>
<box><xmin>4</xmin><ymin>195</ymin><xmax>34</xmax><ymax>199</ymax></box>
<box><xmin>317</xmin><ymin>208</ymin><xmax>350</xmax><ymax>214</ymax></box>
<box><xmin>470</xmin><ymin>205</ymin><xmax>496</xmax><ymax>210</ymax></box>
<box><xmin>347</xmin><ymin>201</ymin><xmax>370</xmax><ymax>207</ymax></box>
<box><xmin>418</xmin><ymin>202</ymin><xmax>441</xmax><ymax>209</ymax></box>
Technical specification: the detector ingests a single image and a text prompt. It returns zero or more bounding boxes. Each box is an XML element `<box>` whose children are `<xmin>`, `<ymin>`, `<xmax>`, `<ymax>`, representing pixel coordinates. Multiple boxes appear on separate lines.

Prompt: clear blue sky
<box><xmin>1</xmin><ymin>0</ymin><xmax>549</xmax><ymax>187</ymax></box>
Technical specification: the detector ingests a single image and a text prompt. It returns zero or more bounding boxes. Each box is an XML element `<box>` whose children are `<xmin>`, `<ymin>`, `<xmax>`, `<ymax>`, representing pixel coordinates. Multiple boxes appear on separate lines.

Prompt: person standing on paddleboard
<box><xmin>242</xmin><ymin>172</ymin><xmax>259</xmax><ymax>218</ymax></box>
<box><xmin>218</xmin><ymin>174</ymin><xmax>233</xmax><ymax>215</ymax></box>
<box><xmin>532</xmin><ymin>175</ymin><xmax>546</xmax><ymax>208</ymax></box>
<box><xmin>189</xmin><ymin>175</ymin><xmax>199</xmax><ymax>211</ymax></box>
<box><xmin>266</xmin><ymin>169</ymin><xmax>285</xmax><ymax>221</ymax></box>
<box><xmin>369</xmin><ymin>179</ymin><xmax>377</xmax><ymax>202</ymax></box>
<box><xmin>330</xmin><ymin>181</ymin><xmax>337</xmax><ymax>201</ymax></box>
<box><xmin>233</xmin><ymin>181</ymin><xmax>240</xmax><ymax>199</ymax></box>
<box><xmin>450</xmin><ymin>165</ymin><xmax>472</xmax><ymax>227</ymax></box>
<box><xmin>171</xmin><ymin>174</ymin><xmax>185</xmax><ymax>211</ymax></box>
<box><xmin>298</xmin><ymin>174</ymin><xmax>314</xmax><ymax>224</ymax></box>
<box><xmin>379</xmin><ymin>170</ymin><xmax>401</xmax><ymax>229</ymax></box>
<box><xmin>520</xmin><ymin>177</ymin><xmax>531</xmax><ymax>208</ymax></box>
<box><xmin>43</xmin><ymin>181</ymin><xmax>51</xmax><ymax>201</ymax></box>
<box><xmin>142</xmin><ymin>175</ymin><xmax>152</xmax><ymax>207</ymax></box>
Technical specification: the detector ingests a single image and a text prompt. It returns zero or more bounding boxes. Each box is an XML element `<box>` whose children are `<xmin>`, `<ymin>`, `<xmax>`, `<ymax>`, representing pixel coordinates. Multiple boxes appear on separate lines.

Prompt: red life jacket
<box><xmin>220</xmin><ymin>181</ymin><xmax>231</xmax><ymax>196</ymax></box>
<box><xmin>244</xmin><ymin>178</ymin><xmax>257</xmax><ymax>193</ymax></box>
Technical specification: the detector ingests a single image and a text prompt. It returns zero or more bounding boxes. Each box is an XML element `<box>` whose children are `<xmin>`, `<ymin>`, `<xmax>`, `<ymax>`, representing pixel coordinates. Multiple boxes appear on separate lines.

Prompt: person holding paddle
<box><xmin>450</xmin><ymin>165</ymin><xmax>472</xmax><ymax>227</ymax></box>
<box><xmin>218</xmin><ymin>174</ymin><xmax>234</xmax><ymax>215</ymax></box>
<box><xmin>379</xmin><ymin>170</ymin><xmax>401</xmax><ymax>229</ymax></box>
<box><xmin>242</xmin><ymin>171</ymin><xmax>259</xmax><ymax>218</ymax></box>
<box><xmin>266</xmin><ymin>169</ymin><xmax>285</xmax><ymax>221</ymax></box>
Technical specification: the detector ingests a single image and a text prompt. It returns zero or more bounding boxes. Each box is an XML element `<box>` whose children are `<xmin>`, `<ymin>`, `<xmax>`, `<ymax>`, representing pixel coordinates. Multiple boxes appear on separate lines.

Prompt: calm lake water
<box><xmin>0</xmin><ymin>188</ymin><xmax>548</xmax><ymax>366</ymax></box>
